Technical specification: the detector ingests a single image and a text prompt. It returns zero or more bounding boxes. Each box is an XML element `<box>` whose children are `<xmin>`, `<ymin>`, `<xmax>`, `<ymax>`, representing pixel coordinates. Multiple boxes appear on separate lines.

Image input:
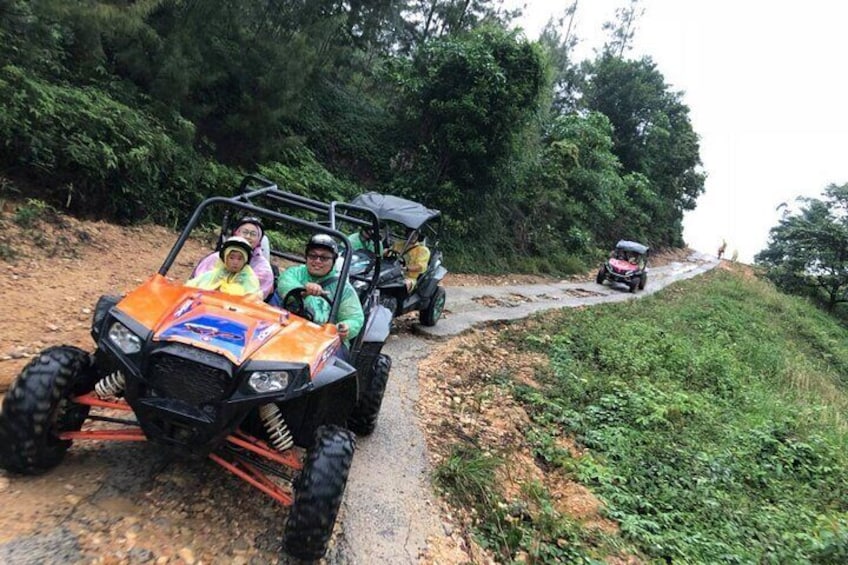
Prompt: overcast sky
<box><xmin>505</xmin><ymin>0</ymin><xmax>848</xmax><ymax>262</ymax></box>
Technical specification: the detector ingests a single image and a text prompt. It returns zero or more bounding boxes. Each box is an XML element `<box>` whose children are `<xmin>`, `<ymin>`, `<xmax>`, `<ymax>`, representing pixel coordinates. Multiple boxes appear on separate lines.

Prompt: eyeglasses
<box><xmin>306</xmin><ymin>253</ymin><xmax>334</xmax><ymax>262</ymax></box>
<box><xmin>236</xmin><ymin>228</ymin><xmax>260</xmax><ymax>238</ymax></box>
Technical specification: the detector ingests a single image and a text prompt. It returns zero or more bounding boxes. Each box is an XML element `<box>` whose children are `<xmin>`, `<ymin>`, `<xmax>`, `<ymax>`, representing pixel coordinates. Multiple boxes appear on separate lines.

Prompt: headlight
<box><xmin>108</xmin><ymin>322</ymin><xmax>142</xmax><ymax>354</ymax></box>
<box><xmin>249</xmin><ymin>371</ymin><xmax>291</xmax><ymax>393</ymax></box>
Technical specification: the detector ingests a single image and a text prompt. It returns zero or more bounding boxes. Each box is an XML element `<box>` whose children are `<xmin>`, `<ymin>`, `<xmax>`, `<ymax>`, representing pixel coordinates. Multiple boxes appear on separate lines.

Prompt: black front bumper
<box><xmin>95</xmin><ymin>339</ymin><xmax>357</xmax><ymax>457</ymax></box>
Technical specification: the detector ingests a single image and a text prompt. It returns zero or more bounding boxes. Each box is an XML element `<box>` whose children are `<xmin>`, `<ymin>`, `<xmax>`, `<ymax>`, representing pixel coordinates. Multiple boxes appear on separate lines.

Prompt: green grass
<box><xmin>441</xmin><ymin>267</ymin><xmax>848</xmax><ymax>563</ymax></box>
<box><xmin>435</xmin><ymin>443</ymin><xmax>613</xmax><ymax>564</ymax></box>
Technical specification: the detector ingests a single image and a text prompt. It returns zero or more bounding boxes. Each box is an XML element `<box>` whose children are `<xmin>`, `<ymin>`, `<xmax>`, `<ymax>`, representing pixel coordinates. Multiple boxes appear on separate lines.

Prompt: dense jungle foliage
<box><xmin>0</xmin><ymin>0</ymin><xmax>705</xmax><ymax>273</ymax></box>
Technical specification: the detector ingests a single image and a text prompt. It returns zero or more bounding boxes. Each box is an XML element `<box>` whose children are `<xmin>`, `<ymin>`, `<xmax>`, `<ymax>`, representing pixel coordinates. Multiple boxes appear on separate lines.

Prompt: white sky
<box><xmin>505</xmin><ymin>0</ymin><xmax>848</xmax><ymax>263</ymax></box>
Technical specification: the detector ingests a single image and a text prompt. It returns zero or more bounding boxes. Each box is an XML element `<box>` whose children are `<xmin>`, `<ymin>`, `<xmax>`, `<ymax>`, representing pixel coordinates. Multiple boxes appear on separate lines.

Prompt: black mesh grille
<box><xmin>148</xmin><ymin>352</ymin><xmax>230</xmax><ymax>405</ymax></box>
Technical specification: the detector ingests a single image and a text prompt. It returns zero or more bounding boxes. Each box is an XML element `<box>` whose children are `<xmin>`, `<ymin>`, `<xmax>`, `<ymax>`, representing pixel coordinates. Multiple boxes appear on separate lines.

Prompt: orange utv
<box><xmin>0</xmin><ymin>175</ymin><xmax>393</xmax><ymax>561</ymax></box>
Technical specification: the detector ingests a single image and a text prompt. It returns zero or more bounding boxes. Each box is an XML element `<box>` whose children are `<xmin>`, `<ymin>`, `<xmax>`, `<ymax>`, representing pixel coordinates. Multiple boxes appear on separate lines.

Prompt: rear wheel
<box><xmin>0</xmin><ymin>346</ymin><xmax>96</xmax><ymax>475</ymax></box>
<box><xmin>419</xmin><ymin>286</ymin><xmax>446</xmax><ymax>326</ymax></box>
<box><xmin>596</xmin><ymin>267</ymin><xmax>606</xmax><ymax>285</ymax></box>
<box><xmin>283</xmin><ymin>425</ymin><xmax>355</xmax><ymax>561</ymax></box>
<box><xmin>347</xmin><ymin>354</ymin><xmax>391</xmax><ymax>436</ymax></box>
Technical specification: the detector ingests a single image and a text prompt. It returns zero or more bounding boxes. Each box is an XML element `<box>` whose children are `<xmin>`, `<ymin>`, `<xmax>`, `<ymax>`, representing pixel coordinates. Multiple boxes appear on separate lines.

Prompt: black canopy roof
<box><xmin>615</xmin><ymin>240</ymin><xmax>650</xmax><ymax>255</ymax></box>
<box><xmin>350</xmin><ymin>192</ymin><xmax>441</xmax><ymax>230</ymax></box>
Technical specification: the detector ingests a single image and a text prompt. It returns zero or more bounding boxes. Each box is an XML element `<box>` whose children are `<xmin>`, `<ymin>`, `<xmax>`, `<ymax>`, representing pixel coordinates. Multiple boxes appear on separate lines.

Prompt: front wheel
<box><xmin>0</xmin><ymin>346</ymin><xmax>96</xmax><ymax>475</ymax></box>
<box><xmin>283</xmin><ymin>425</ymin><xmax>356</xmax><ymax>561</ymax></box>
<box><xmin>596</xmin><ymin>267</ymin><xmax>606</xmax><ymax>285</ymax></box>
<box><xmin>347</xmin><ymin>354</ymin><xmax>392</xmax><ymax>436</ymax></box>
<box><xmin>419</xmin><ymin>286</ymin><xmax>446</xmax><ymax>326</ymax></box>
<box><xmin>638</xmin><ymin>273</ymin><xmax>647</xmax><ymax>290</ymax></box>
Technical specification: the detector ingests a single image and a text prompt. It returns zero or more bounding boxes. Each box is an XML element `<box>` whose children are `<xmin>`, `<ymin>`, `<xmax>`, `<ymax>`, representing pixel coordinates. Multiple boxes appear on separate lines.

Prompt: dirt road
<box><xmin>0</xmin><ymin>215</ymin><xmax>717</xmax><ymax>563</ymax></box>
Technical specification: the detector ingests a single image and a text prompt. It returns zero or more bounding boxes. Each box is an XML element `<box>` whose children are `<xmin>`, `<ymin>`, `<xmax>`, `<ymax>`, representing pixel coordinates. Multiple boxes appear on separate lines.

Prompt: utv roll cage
<box><xmin>162</xmin><ymin>174</ymin><xmax>384</xmax><ymax>343</ymax></box>
<box><xmin>349</xmin><ymin>192</ymin><xmax>442</xmax><ymax>250</ymax></box>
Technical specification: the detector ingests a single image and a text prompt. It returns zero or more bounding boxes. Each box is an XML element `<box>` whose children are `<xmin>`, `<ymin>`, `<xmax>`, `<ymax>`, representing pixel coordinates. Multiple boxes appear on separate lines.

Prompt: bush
<box><xmin>0</xmin><ymin>65</ymin><xmax>238</xmax><ymax>225</ymax></box>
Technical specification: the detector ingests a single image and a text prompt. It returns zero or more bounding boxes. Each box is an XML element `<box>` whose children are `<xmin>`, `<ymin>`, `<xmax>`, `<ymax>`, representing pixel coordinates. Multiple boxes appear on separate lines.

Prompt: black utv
<box><xmin>347</xmin><ymin>192</ymin><xmax>448</xmax><ymax>327</ymax></box>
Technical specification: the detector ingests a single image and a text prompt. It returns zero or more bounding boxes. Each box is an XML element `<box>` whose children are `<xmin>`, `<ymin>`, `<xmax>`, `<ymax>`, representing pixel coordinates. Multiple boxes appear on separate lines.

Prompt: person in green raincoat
<box><xmin>348</xmin><ymin>225</ymin><xmax>382</xmax><ymax>255</ymax></box>
<box><xmin>275</xmin><ymin>234</ymin><xmax>364</xmax><ymax>351</ymax></box>
<box><xmin>186</xmin><ymin>236</ymin><xmax>262</xmax><ymax>300</ymax></box>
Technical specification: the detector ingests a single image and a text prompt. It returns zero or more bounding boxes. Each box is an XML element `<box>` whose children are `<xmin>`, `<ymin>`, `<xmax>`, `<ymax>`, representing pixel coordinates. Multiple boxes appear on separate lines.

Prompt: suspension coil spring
<box><xmin>258</xmin><ymin>403</ymin><xmax>294</xmax><ymax>452</ymax></box>
<box><xmin>94</xmin><ymin>371</ymin><xmax>126</xmax><ymax>399</ymax></box>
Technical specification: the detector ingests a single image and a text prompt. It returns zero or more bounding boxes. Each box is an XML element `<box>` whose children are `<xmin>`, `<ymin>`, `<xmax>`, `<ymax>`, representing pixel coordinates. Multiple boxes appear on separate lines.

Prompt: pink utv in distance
<box><xmin>596</xmin><ymin>240</ymin><xmax>650</xmax><ymax>293</ymax></box>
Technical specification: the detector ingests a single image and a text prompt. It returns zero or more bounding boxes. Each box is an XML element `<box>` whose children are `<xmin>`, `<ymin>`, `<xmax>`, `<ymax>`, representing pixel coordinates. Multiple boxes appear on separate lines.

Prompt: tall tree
<box><xmin>390</xmin><ymin>25</ymin><xmax>546</xmax><ymax>217</ymax></box>
<box><xmin>394</xmin><ymin>0</ymin><xmax>518</xmax><ymax>54</ymax></box>
<box><xmin>581</xmin><ymin>54</ymin><xmax>704</xmax><ymax>246</ymax></box>
<box><xmin>538</xmin><ymin>1</ymin><xmax>581</xmax><ymax>114</ymax></box>
<box><xmin>756</xmin><ymin>184</ymin><xmax>848</xmax><ymax>312</ymax></box>
<box><xmin>602</xmin><ymin>0</ymin><xmax>643</xmax><ymax>58</ymax></box>
<box><xmin>515</xmin><ymin>111</ymin><xmax>631</xmax><ymax>254</ymax></box>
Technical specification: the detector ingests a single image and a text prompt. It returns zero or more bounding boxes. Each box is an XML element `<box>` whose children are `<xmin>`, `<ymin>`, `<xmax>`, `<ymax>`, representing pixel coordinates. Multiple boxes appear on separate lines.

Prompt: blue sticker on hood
<box><xmin>159</xmin><ymin>314</ymin><xmax>248</xmax><ymax>358</ymax></box>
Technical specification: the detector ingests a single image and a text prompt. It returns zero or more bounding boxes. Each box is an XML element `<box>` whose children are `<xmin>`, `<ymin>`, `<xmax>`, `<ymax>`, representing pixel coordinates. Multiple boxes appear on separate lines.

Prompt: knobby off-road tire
<box><xmin>283</xmin><ymin>425</ymin><xmax>356</xmax><ymax>561</ymax></box>
<box><xmin>639</xmin><ymin>273</ymin><xmax>647</xmax><ymax>290</ymax></box>
<box><xmin>419</xmin><ymin>286</ymin><xmax>446</xmax><ymax>327</ymax></box>
<box><xmin>596</xmin><ymin>268</ymin><xmax>606</xmax><ymax>285</ymax></box>
<box><xmin>347</xmin><ymin>354</ymin><xmax>392</xmax><ymax>436</ymax></box>
<box><xmin>0</xmin><ymin>346</ymin><xmax>96</xmax><ymax>475</ymax></box>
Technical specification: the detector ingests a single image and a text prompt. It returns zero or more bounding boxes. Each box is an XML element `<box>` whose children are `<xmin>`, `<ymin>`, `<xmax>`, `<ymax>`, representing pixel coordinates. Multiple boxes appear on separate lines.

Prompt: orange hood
<box><xmin>116</xmin><ymin>274</ymin><xmax>340</xmax><ymax>372</ymax></box>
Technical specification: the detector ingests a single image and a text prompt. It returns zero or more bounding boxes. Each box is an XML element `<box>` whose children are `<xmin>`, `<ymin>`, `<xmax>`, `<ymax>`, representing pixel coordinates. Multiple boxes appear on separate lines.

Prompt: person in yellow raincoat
<box><xmin>186</xmin><ymin>236</ymin><xmax>262</xmax><ymax>300</ymax></box>
<box><xmin>385</xmin><ymin>228</ymin><xmax>430</xmax><ymax>293</ymax></box>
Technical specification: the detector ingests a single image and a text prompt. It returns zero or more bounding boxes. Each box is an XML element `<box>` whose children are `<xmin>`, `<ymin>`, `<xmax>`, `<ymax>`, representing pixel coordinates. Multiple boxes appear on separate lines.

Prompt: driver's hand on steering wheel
<box><xmin>304</xmin><ymin>282</ymin><xmax>324</xmax><ymax>296</ymax></box>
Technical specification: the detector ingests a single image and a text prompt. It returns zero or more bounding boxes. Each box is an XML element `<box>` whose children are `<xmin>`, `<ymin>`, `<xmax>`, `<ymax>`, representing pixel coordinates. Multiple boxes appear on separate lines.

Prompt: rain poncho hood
<box><xmin>193</xmin><ymin>248</ymin><xmax>274</xmax><ymax>298</ymax></box>
<box><xmin>186</xmin><ymin>260</ymin><xmax>261</xmax><ymax>298</ymax></box>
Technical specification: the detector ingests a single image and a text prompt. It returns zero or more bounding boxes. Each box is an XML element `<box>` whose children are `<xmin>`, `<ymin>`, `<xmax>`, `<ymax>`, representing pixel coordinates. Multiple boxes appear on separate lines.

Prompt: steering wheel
<box><xmin>383</xmin><ymin>248</ymin><xmax>405</xmax><ymax>266</ymax></box>
<box><xmin>281</xmin><ymin>287</ymin><xmax>333</xmax><ymax>322</ymax></box>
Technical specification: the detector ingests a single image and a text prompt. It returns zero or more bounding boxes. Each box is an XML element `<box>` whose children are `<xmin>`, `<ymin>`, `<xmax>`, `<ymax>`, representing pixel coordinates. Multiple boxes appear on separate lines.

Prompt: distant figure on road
<box><xmin>717</xmin><ymin>239</ymin><xmax>727</xmax><ymax>259</ymax></box>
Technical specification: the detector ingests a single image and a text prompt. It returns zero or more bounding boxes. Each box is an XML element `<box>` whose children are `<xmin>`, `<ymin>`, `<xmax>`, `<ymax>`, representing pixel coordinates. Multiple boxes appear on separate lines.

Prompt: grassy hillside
<box><xmin>427</xmin><ymin>264</ymin><xmax>848</xmax><ymax>563</ymax></box>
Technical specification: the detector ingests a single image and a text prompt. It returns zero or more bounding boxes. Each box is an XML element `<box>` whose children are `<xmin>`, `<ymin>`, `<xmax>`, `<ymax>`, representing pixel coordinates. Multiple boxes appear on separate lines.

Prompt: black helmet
<box><xmin>305</xmin><ymin>233</ymin><xmax>339</xmax><ymax>259</ymax></box>
<box><xmin>219</xmin><ymin>236</ymin><xmax>253</xmax><ymax>263</ymax></box>
<box><xmin>232</xmin><ymin>216</ymin><xmax>264</xmax><ymax>241</ymax></box>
